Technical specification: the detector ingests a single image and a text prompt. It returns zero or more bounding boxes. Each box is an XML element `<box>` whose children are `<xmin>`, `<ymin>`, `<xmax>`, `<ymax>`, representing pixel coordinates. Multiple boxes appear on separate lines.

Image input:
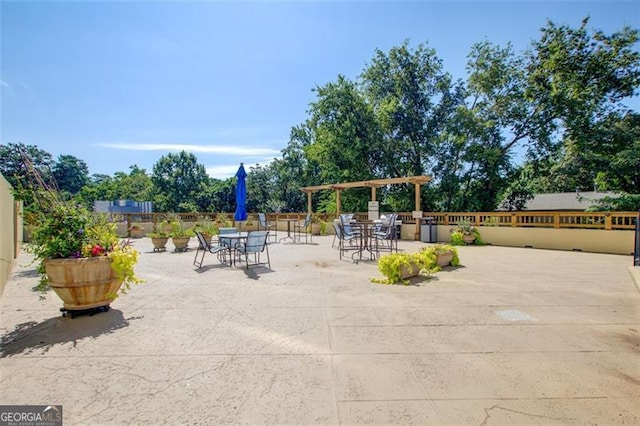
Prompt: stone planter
<box><xmin>311</xmin><ymin>223</ymin><xmax>321</xmax><ymax>236</ymax></box>
<box><xmin>463</xmin><ymin>234</ymin><xmax>476</xmax><ymax>245</ymax></box>
<box><xmin>436</xmin><ymin>251</ymin><xmax>454</xmax><ymax>267</ymax></box>
<box><xmin>44</xmin><ymin>257</ymin><xmax>123</xmax><ymax>311</ymax></box>
<box><xmin>129</xmin><ymin>227</ymin><xmax>145</xmax><ymax>238</ymax></box>
<box><xmin>151</xmin><ymin>237</ymin><xmax>169</xmax><ymax>251</ymax></box>
<box><xmin>172</xmin><ymin>237</ymin><xmax>190</xmax><ymax>252</ymax></box>
<box><xmin>400</xmin><ymin>263</ymin><xmax>421</xmax><ymax>279</ymax></box>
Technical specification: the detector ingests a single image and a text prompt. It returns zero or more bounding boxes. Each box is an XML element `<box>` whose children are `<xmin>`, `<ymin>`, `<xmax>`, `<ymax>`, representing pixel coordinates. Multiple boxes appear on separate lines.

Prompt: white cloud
<box><xmin>0</xmin><ymin>80</ymin><xmax>10</xmax><ymax>88</ymax></box>
<box><xmin>99</xmin><ymin>143</ymin><xmax>280</xmax><ymax>156</ymax></box>
<box><xmin>206</xmin><ymin>164</ymin><xmax>243</xmax><ymax>179</ymax></box>
<box><xmin>206</xmin><ymin>157</ymin><xmax>276</xmax><ymax>180</ymax></box>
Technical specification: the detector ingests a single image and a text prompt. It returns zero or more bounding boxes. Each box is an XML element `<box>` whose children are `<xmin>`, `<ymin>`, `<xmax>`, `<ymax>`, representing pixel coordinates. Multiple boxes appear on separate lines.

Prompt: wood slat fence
<box><xmin>109</xmin><ymin>211</ymin><xmax>638</xmax><ymax>231</ymax></box>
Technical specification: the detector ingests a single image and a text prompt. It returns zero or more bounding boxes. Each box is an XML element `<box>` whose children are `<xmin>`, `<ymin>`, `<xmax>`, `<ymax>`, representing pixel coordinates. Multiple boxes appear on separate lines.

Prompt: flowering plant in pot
<box><xmin>28</xmin><ymin>198</ymin><xmax>142</xmax><ymax>312</ymax></box>
<box><xmin>450</xmin><ymin>219</ymin><xmax>480</xmax><ymax>245</ymax></box>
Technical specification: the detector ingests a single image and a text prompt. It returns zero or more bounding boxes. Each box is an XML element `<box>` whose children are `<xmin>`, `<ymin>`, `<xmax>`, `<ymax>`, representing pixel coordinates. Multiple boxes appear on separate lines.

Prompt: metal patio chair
<box><xmin>193</xmin><ymin>231</ymin><xmax>228</xmax><ymax>268</ymax></box>
<box><xmin>234</xmin><ymin>230</ymin><xmax>271</xmax><ymax>269</ymax></box>
<box><xmin>258</xmin><ymin>213</ymin><xmax>277</xmax><ymax>243</ymax></box>
<box><xmin>293</xmin><ymin>213</ymin><xmax>312</xmax><ymax>243</ymax></box>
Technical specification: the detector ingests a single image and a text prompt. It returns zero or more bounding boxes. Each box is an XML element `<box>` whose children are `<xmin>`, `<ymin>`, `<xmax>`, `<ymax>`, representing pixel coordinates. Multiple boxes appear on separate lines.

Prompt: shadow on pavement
<box><xmin>0</xmin><ymin>309</ymin><xmax>141</xmax><ymax>358</ymax></box>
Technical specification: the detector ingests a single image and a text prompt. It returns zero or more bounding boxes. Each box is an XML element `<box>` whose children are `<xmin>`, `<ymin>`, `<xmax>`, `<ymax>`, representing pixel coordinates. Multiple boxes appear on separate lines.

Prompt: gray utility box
<box><xmin>420</xmin><ymin>217</ymin><xmax>437</xmax><ymax>243</ymax></box>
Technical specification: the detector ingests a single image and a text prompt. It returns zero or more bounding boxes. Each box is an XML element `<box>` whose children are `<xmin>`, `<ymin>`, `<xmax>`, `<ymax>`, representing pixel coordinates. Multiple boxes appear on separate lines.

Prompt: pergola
<box><xmin>300</xmin><ymin>175</ymin><xmax>432</xmax><ymax>239</ymax></box>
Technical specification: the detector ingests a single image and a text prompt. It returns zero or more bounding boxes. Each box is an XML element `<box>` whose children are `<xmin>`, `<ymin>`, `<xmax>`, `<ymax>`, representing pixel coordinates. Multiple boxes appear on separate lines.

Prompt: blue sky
<box><xmin>2</xmin><ymin>1</ymin><xmax>639</xmax><ymax>179</ymax></box>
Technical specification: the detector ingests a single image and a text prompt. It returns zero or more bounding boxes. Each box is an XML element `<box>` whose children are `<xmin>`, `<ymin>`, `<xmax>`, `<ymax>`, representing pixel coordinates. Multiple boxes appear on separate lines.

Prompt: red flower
<box><xmin>91</xmin><ymin>245</ymin><xmax>105</xmax><ymax>257</ymax></box>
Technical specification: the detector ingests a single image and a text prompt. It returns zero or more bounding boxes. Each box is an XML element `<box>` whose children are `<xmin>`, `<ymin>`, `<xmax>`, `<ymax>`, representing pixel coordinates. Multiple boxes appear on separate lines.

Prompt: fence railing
<box><xmin>109</xmin><ymin>211</ymin><xmax>638</xmax><ymax>232</ymax></box>
<box><xmin>397</xmin><ymin>211</ymin><xmax>637</xmax><ymax>231</ymax></box>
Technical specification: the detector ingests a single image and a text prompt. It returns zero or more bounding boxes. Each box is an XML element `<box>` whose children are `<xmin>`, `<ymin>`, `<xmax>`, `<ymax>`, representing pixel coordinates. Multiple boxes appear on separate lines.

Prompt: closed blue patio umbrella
<box><xmin>234</xmin><ymin>163</ymin><xmax>247</xmax><ymax>221</ymax></box>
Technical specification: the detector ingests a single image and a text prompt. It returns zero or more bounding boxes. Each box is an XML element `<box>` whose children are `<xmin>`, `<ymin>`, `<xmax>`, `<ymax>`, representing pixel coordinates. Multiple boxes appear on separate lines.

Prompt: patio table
<box><xmin>278</xmin><ymin>219</ymin><xmax>298</xmax><ymax>243</ymax></box>
<box><xmin>351</xmin><ymin>221</ymin><xmax>377</xmax><ymax>263</ymax></box>
<box><xmin>218</xmin><ymin>232</ymin><xmax>248</xmax><ymax>265</ymax></box>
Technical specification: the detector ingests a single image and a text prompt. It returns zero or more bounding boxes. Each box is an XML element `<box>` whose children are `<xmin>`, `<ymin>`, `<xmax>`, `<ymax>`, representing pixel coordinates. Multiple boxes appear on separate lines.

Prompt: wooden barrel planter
<box><xmin>44</xmin><ymin>257</ymin><xmax>124</xmax><ymax>311</ymax></box>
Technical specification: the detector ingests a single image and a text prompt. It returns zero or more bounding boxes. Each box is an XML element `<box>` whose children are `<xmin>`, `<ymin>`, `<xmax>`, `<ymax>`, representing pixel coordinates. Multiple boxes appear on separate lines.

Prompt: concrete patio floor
<box><xmin>1</xmin><ymin>236</ymin><xmax>639</xmax><ymax>425</ymax></box>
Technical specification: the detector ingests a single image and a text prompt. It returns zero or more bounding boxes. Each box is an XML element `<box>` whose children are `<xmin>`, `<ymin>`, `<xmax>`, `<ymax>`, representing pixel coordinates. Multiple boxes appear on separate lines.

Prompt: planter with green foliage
<box><xmin>193</xmin><ymin>216</ymin><xmax>218</xmax><ymax>243</ymax></box>
<box><xmin>371</xmin><ymin>244</ymin><xmax>460</xmax><ymax>285</ymax></box>
<box><xmin>425</xmin><ymin>244</ymin><xmax>460</xmax><ymax>267</ymax></box>
<box><xmin>371</xmin><ymin>252</ymin><xmax>430</xmax><ymax>285</ymax></box>
<box><xmin>147</xmin><ymin>219</ymin><xmax>171</xmax><ymax>251</ymax></box>
<box><xmin>128</xmin><ymin>222</ymin><xmax>145</xmax><ymax>238</ymax></box>
<box><xmin>450</xmin><ymin>220</ymin><xmax>481</xmax><ymax>245</ymax></box>
<box><xmin>29</xmin><ymin>199</ymin><xmax>142</xmax><ymax>313</ymax></box>
<box><xmin>169</xmin><ymin>219</ymin><xmax>195</xmax><ymax>251</ymax></box>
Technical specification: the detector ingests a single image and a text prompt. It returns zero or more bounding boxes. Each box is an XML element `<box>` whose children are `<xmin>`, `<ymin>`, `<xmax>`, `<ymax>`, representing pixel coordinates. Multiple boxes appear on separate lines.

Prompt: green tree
<box><xmin>445</xmin><ymin>18</ymin><xmax>640</xmax><ymax>210</ymax></box>
<box><xmin>151</xmin><ymin>151</ymin><xmax>209</xmax><ymax>212</ymax></box>
<box><xmin>246</xmin><ymin>163</ymin><xmax>278</xmax><ymax>213</ymax></box>
<box><xmin>190</xmin><ymin>177</ymin><xmax>236</xmax><ymax>213</ymax></box>
<box><xmin>296</xmin><ymin>75</ymin><xmax>382</xmax><ymax>211</ymax></box>
<box><xmin>361</xmin><ymin>40</ymin><xmax>457</xmax><ymax>179</ymax></box>
<box><xmin>521</xmin><ymin>18</ymin><xmax>640</xmax><ymax>194</ymax></box>
<box><xmin>52</xmin><ymin>154</ymin><xmax>89</xmax><ymax>196</ymax></box>
<box><xmin>75</xmin><ymin>165</ymin><xmax>154</xmax><ymax>208</ymax></box>
<box><xmin>0</xmin><ymin>142</ymin><xmax>54</xmax><ymax>191</ymax></box>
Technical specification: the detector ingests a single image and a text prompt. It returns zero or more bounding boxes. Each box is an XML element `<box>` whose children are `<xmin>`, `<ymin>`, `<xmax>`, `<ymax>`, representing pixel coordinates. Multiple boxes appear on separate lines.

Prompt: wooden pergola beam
<box><xmin>300</xmin><ymin>176</ymin><xmax>431</xmax><ymax>193</ymax></box>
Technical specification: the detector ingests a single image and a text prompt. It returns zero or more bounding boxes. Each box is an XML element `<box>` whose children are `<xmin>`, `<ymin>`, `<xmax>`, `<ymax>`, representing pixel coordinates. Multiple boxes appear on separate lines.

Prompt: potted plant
<box><xmin>128</xmin><ymin>222</ymin><xmax>145</xmax><ymax>238</ymax></box>
<box><xmin>214</xmin><ymin>213</ymin><xmax>233</xmax><ymax>228</ymax></box>
<box><xmin>309</xmin><ymin>214</ymin><xmax>323</xmax><ymax>235</ymax></box>
<box><xmin>169</xmin><ymin>218</ymin><xmax>195</xmax><ymax>251</ymax></box>
<box><xmin>422</xmin><ymin>244</ymin><xmax>460</xmax><ymax>268</ymax></box>
<box><xmin>147</xmin><ymin>219</ymin><xmax>171</xmax><ymax>251</ymax></box>
<box><xmin>371</xmin><ymin>245</ymin><xmax>461</xmax><ymax>285</ymax></box>
<box><xmin>193</xmin><ymin>216</ymin><xmax>218</xmax><ymax>243</ymax></box>
<box><xmin>244</xmin><ymin>215</ymin><xmax>257</xmax><ymax>231</ymax></box>
<box><xmin>319</xmin><ymin>220</ymin><xmax>329</xmax><ymax>236</ymax></box>
<box><xmin>450</xmin><ymin>219</ymin><xmax>480</xmax><ymax>245</ymax></box>
<box><xmin>28</xmin><ymin>199</ymin><xmax>142</xmax><ymax>314</ymax></box>
<box><xmin>371</xmin><ymin>252</ymin><xmax>431</xmax><ymax>285</ymax></box>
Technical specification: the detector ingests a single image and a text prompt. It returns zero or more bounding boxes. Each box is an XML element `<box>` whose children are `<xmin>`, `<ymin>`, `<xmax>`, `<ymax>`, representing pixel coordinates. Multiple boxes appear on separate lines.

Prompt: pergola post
<box><xmin>336</xmin><ymin>189</ymin><xmax>341</xmax><ymax>217</ymax></box>
<box><xmin>414</xmin><ymin>182</ymin><xmax>421</xmax><ymax>241</ymax></box>
<box><xmin>306</xmin><ymin>191</ymin><xmax>312</xmax><ymax>215</ymax></box>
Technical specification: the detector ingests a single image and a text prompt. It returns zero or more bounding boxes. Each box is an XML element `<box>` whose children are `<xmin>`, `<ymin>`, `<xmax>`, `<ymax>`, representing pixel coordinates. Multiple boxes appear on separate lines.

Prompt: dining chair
<box><xmin>258</xmin><ymin>213</ymin><xmax>277</xmax><ymax>243</ymax></box>
<box><xmin>331</xmin><ymin>222</ymin><xmax>342</xmax><ymax>248</ymax></box>
<box><xmin>334</xmin><ymin>223</ymin><xmax>359</xmax><ymax>260</ymax></box>
<box><xmin>293</xmin><ymin>213</ymin><xmax>312</xmax><ymax>243</ymax></box>
<box><xmin>193</xmin><ymin>231</ymin><xmax>228</xmax><ymax>268</ymax></box>
<box><xmin>372</xmin><ymin>213</ymin><xmax>399</xmax><ymax>257</ymax></box>
<box><xmin>339</xmin><ymin>214</ymin><xmax>362</xmax><ymax>238</ymax></box>
<box><xmin>234</xmin><ymin>230</ymin><xmax>271</xmax><ymax>269</ymax></box>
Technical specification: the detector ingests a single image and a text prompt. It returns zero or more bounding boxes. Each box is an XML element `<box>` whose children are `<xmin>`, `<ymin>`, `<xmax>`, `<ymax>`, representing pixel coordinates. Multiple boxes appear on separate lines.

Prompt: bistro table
<box><xmin>350</xmin><ymin>221</ymin><xmax>379</xmax><ymax>263</ymax></box>
<box><xmin>218</xmin><ymin>232</ymin><xmax>248</xmax><ymax>265</ymax></box>
<box><xmin>278</xmin><ymin>219</ymin><xmax>298</xmax><ymax>243</ymax></box>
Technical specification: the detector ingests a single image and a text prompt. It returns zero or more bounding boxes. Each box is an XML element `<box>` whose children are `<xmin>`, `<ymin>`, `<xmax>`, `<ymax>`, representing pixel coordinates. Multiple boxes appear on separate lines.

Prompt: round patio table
<box><xmin>278</xmin><ymin>219</ymin><xmax>298</xmax><ymax>243</ymax></box>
